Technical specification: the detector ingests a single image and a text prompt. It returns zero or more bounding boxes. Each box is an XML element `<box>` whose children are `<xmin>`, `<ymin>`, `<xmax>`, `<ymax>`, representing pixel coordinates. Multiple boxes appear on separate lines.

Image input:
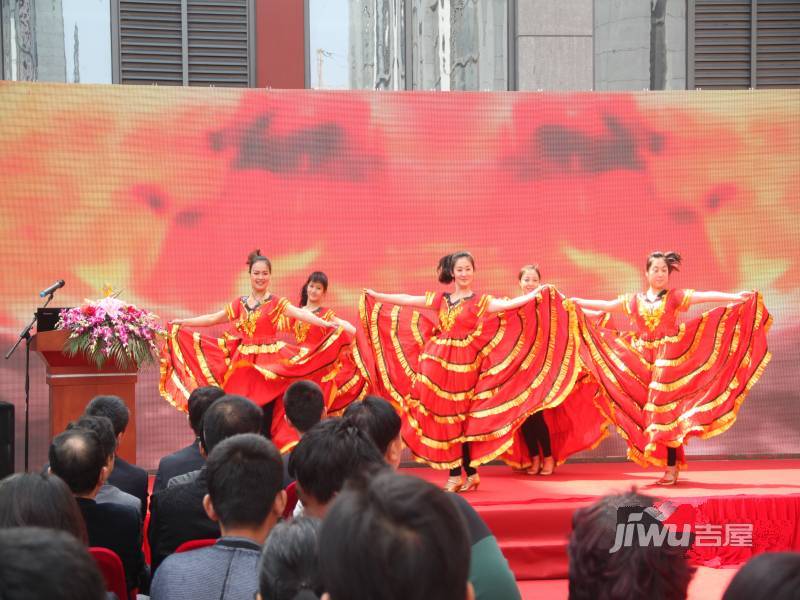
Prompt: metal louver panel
<box><xmin>115</xmin><ymin>0</ymin><xmax>252</xmax><ymax>87</ymax></box>
<box><xmin>119</xmin><ymin>0</ymin><xmax>183</xmax><ymax>85</ymax></box>
<box><xmin>755</xmin><ymin>0</ymin><xmax>800</xmax><ymax>87</ymax></box>
<box><xmin>187</xmin><ymin>0</ymin><xmax>250</xmax><ymax>87</ymax></box>
<box><xmin>693</xmin><ymin>0</ymin><xmax>753</xmax><ymax>89</ymax></box>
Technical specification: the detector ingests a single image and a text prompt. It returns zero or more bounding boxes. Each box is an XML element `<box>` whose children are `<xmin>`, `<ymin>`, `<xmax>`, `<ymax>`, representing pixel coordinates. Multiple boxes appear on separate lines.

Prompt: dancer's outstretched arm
<box><xmin>689</xmin><ymin>290</ymin><xmax>752</xmax><ymax>305</ymax></box>
<box><xmin>486</xmin><ymin>286</ymin><xmax>545</xmax><ymax>313</ymax></box>
<box><xmin>285</xmin><ymin>303</ymin><xmax>339</xmax><ymax>329</ymax></box>
<box><xmin>173</xmin><ymin>310</ymin><xmax>228</xmax><ymax>327</ymax></box>
<box><xmin>570</xmin><ymin>297</ymin><xmax>625</xmax><ymax>313</ymax></box>
<box><xmin>364</xmin><ymin>289</ymin><xmax>429</xmax><ymax>309</ymax></box>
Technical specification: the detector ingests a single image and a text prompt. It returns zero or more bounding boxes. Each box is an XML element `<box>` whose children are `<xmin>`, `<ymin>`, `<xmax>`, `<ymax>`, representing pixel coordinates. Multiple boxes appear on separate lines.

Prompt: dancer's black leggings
<box><xmin>261</xmin><ymin>402</ymin><xmax>275</xmax><ymax>440</ymax></box>
<box><xmin>449</xmin><ymin>443</ymin><xmax>477</xmax><ymax>477</ymax></box>
<box><xmin>667</xmin><ymin>446</ymin><xmax>677</xmax><ymax>467</ymax></box>
<box><xmin>521</xmin><ymin>412</ymin><xmax>552</xmax><ymax>458</ymax></box>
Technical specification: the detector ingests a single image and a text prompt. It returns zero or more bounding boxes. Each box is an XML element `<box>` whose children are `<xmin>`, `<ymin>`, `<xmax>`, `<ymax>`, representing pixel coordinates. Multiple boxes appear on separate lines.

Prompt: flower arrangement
<box><xmin>57</xmin><ymin>296</ymin><xmax>164</xmax><ymax>370</ymax></box>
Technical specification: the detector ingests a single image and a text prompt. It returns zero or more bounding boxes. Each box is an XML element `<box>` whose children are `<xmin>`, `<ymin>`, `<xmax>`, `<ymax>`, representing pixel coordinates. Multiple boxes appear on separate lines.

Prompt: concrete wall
<box><xmin>516</xmin><ymin>0</ymin><xmax>594</xmax><ymax>90</ymax></box>
<box><xmin>593</xmin><ymin>0</ymin><xmax>685</xmax><ymax>91</ymax></box>
<box><xmin>515</xmin><ymin>0</ymin><xmax>686</xmax><ymax>91</ymax></box>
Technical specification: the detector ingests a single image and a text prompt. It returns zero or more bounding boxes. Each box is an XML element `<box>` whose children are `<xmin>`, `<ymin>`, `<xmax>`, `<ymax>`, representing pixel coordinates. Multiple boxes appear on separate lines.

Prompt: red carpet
<box><xmin>403</xmin><ymin>459</ymin><xmax>800</xmax><ymax>581</ymax></box>
<box><xmin>517</xmin><ymin>566</ymin><xmax>740</xmax><ymax>600</ymax></box>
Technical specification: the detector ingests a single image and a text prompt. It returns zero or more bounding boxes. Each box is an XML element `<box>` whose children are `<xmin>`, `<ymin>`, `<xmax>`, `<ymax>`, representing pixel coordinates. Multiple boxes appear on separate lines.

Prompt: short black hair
<box><xmin>0</xmin><ymin>527</ymin><xmax>106</xmax><ymax>600</ymax></box>
<box><xmin>0</xmin><ymin>472</ymin><xmax>88</xmax><ymax>544</ymax></box>
<box><xmin>288</xmin><ymin>418</ymin><xmax>386</xmax><ymax>505</ymax></box>
<box><xmin>722</xmin><ymin>552</ymin><xmax>800</xmax><ymax>600</ymax></box>
<box><xmin>84</xmin><ymin>395</ymin><xmax>129</xmax><ymax>437</ymax></box>
<box><xmin>49</xmin><ymin>428</ymin><xmax>107</xmax><ymax>495</ymax></box>
<box><xmin>284</xmin><ymin>380</ymin><xmax>325</xmax><ymax>434</ymax></box>
<box><xmin>187</xmin><ymin>386</ymin><xmax>226</xmax><ymax>437</ymax></box>
<box><xmin>259</xmin><ymin>516</ymin><xmax>323</xmax><ymax>600</ymax></box>
<box><xmin>200</xmin><ymin>394</ymin><xmax>263</xmax><ymax>454</ymax></box>
<box><xmin>206</xmin><ymin>433</ymin><xmax>283</xmax><ymax>528</ymax></box>
<box><xmin>568</xmin><ymin>490</ymin><xmax>695</xmax><ymax>600</ymax></box>
<box><xmin>67</xmin><ymin>415</ymin><xmax>116</xmax><ymax>461</ymax></box>
<box><xmin>343</xmin><ymin>395</ymin><xmax>400</xmax><ymax>455</ymax></box>
<box><xmin>319</xmin><ymin>471</ymin><xmax>471</xmax><ymax>600</ymax></box>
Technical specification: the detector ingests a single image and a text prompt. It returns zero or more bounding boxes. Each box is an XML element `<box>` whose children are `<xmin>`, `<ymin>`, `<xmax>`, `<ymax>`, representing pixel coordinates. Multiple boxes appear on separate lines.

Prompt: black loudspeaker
<box><xmin>0</xmin><ymin>402</ymin><xmax>14</xmax><ymax>479</ymax></box>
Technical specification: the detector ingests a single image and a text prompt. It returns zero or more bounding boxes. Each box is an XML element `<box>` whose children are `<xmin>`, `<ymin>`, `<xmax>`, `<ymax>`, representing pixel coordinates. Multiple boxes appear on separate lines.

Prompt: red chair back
<box><xmin>89</xmin><ymin>546</ymin><xmax>128</xmax><ymax>600</ymax></box>
<box><xmin>174</xmin><ymin>538</ymin><xmax>217</xmax><ymax>553</ymax></box>
<box><xmin>283</xmin><ymin>481</ymin><xmax>298</xmax><ymax>519</ymax></box>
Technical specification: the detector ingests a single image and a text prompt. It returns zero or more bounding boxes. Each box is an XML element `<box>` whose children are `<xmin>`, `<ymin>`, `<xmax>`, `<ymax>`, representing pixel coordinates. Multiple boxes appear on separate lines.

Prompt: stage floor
<box><xmin>402</xmin><ymin>459</ymin><xmax>800</xmax><ymax>584</ymax></box>
<box><xmin>404</xmin><ymin>458</ymin><xmax>800</xmax><ymax>502</ymax></box>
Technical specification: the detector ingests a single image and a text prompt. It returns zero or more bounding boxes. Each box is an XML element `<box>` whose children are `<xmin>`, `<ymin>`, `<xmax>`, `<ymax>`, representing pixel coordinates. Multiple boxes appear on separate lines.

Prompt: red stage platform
<box><xmin>403</xmin><ymin>459</ymin><xmax>800</xmax><ymax>587</ymax></box>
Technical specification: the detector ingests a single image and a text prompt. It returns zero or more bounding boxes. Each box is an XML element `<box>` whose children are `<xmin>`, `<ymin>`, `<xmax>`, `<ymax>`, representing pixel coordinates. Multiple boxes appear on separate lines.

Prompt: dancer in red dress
<box><xmin>362</xmin><ymin>251</ymin><xmax>582</xmax><ymax>492</ymax></box>
<box><xmin>289</xmin><ymin>271</ymin><xmax>371</xmax><ymax>415</ymax></box>
<box><xmin>159</xmin><ymin>250</ymin><xmax>354</xmax><ymax>452</ymax></box>
<box><xmin>570</xmin><ymin>252</ymin><xmax>771</xmax><ymax>485</ymax></box>
<box><xmin>504</xmin><ymin>265</ymin><xmax>612</xmax><ymax>475</ymax></box>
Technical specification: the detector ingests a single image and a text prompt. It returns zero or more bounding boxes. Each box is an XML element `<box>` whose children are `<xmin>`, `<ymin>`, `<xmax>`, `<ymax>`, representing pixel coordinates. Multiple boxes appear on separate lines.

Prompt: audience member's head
<box><xmin>84</xmin><ymin>394</ymin><xmax>129</xmax><ymax>441</ymax></box>
<box><xmin>319</xmin><ymin>471</ymin><xmax>473</xmax><ymax>600</ymax></box>
<box><xmin>67</xmin><ymin>415</ymin><xmax>117</xmax><ymax>469</ymax></box>
<box><xmin>722</xmin><ymin>552</ymin><xmax>800</xmax><ymax>600</ymax></box>
<box><xmin>204</xmin><ymin>433</ymin><xmax>285</xmax><ymax>542</ymax></box>
<box><xmin>0</xmin><ymin>472</ymin><xmax>88</xmax><ymax>544</ymax></box>
<box><xmin>0</xmin><ymin>526</ymin><xmax>106</xmax><ymax>600</ymax></box>
<box><xmin>567</xmin><ymin>490</ymin><xmax>695</xmax><ymax>600</ymax></box>
<box><xmin>200</xmin><ymin>394</ymin><xmax>263</xmax><ymax>455</ymax></box>
<box><xmin>284</xmin><ymin>380</ymin><xmax>325</xmax><ymax>435</ymax></box>
<box><xmin>258</xmin><ymin>516</ymin><xmax>322</xmax><ymax>600</ymax></box>
<box><xmin>343</xmin><ymin>395</ymin><xmax>403</xmax><ymax>468</ymax></box>
<box><xmin>48</xmin><ymin>428</ymin><xmax>108</xmax><ymax>497</ymax></box>
<box><xmin>188</xmin><ymin>385</ymin><xmax>226</xmax><ymax>438</ymax></box>
<box><xmin>288</xmin><ymin>418</ymin><xmax>386</xmax><ymax>518</ymax></box>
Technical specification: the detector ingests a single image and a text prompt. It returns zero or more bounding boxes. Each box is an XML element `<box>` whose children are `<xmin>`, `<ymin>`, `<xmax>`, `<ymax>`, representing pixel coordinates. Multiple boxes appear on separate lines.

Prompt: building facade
<box><xmin>1</xmin><ymin>1</ymin><xmax>798</xmax><ymax>90</ymax></box>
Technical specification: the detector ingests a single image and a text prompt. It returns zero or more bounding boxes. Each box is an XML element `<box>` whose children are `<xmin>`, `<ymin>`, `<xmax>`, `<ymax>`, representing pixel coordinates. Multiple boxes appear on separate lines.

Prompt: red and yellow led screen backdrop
<box><xmin>1</xmin><ymin>83</ymin><xmax>798</xmax><ymax>468</ymax></box>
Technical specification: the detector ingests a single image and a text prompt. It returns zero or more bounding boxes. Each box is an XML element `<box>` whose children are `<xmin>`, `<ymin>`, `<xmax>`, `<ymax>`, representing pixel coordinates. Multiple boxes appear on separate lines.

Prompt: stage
<box><xmin>405</xmin><ymin>459</ymin><xmax>800</xmax><ymax>598</ymax></box>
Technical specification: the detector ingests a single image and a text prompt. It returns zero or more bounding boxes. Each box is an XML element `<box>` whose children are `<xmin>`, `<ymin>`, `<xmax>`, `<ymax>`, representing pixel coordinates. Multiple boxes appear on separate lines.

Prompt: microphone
<box><xmin>39</xmin><ymin>280</ymin><xmax>65</xmax><ymax>298</ymax></box>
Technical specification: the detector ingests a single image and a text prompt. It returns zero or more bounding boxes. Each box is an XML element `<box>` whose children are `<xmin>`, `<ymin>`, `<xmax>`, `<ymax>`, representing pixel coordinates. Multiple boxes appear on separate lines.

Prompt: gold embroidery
<box><xmin>637</xmin><ymin>291</ymin><xmax>668</xmax><ymax>332</ymax></box>
<box><xmin>425</xmin><ymin>291</ymin><xmax>436</xmax><ymax>307</ymax></box>
<box><xmin>294</xmin><ymin>320</ymin><xmax>311</xmax><ymax>343</ymax></box>
<box><xmin>236</xmin><ymin>305</ymin><xmax>261</xmax><ymax>337</ymax></box>
<box><xmin>438</xmin><ymin>301</ymin><xmax>464</xmax><ymax>333</ymax></box>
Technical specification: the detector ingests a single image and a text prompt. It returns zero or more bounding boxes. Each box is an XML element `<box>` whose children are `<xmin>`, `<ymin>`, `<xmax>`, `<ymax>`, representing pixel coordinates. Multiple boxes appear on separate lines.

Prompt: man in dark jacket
<box><xmin>153</xmin><ymin>386</ymin><xmax>224</xmax><ymax>493</ymax></box>
<box><xmin>49</xmin><ymin>427</ymin><xmax>146</xmax><ymax>593</ymax></box>
<box><xmin>85</xmin><ymin>395</ymin><xmax>148</xmax><ymax>514</ymax></box>
<box><xmin>148</xmin><ymin>394</ymin><xmax>263</xmax><ymax>572</ymax></box>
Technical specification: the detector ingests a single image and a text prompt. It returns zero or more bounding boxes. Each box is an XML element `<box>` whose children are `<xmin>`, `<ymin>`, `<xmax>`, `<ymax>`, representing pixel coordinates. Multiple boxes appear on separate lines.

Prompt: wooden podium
<box><xmin>32</xmin><ymin>330</ymin><xmax>137</xmax><ymax>462</ymax></box>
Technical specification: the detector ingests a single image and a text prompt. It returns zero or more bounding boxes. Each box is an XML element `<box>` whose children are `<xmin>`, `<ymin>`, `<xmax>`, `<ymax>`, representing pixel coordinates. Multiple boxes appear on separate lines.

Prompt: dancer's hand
<box><xmin>333</xmin><ymin>317</ymin><xmax>356</xmax><ymax>335</ymax></box>
<box><xmin>737</xmin><ymin>290</ymin><xmax>754</xmax><ymax>301</ymax></box>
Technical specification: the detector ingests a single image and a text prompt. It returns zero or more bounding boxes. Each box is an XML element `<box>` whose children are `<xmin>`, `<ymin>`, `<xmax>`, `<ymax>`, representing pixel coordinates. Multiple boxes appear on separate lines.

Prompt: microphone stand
<box><xmin>4</xmin><ymin>292</ymin><xmax>56</xmax><ymax>472</ymax></box>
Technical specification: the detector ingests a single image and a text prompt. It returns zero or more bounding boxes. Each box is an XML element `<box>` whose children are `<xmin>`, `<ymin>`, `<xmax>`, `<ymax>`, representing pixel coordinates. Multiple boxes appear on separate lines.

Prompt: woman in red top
<box><xmin>503</xmin><ymin>265</ymin><xmax>611</xmax><ymax>476</ymax></box>
<box><xmin>571</xmin><ymin>251</ymin><xmax>771</xmax><ymax>485</ymax></box>
<box><xmin>362</xmin><ymin>251</ymin><xmax>582</xmax><ymax>492</ymax></box>
<box><xmin>160</xmin><ymin>250</ymin><xmax>354</xmax><ymax>452</ymax></box>
<box><xmin>289</xmin><ymin>271</ymin><xmax>371</xmax><ymax>415</ymax></box>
